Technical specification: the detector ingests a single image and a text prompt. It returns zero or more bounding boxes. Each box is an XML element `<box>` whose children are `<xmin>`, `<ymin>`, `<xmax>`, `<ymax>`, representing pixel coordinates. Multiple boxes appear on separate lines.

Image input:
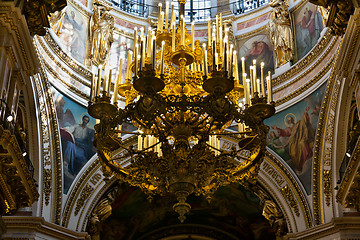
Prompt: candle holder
<box><xmin>171</xmin><ymin>45</ymin><xmax>194</xmax><ymax>66</ymax></box>
<box><xmin>156</xmin><ymin>31</ymin><xmax>172</xmax><ymax>47</ymax></box>
<box><xmin>88</xmin><ymin>94</ymin><xmax>117</xmax><ymax>119</ymax></box>
<box><xmin>133</xmin><ymin>64</ymin><xmax>165</xmax><ymax>94</ymax></box>
<box><xmin>202</xmin><ymin>70</ymin><xmax>234</xmax><ymax>95</ymax></box>
<box><xmin>245</xmin><ymin>93</ymin><xmax>275</xmax><ymax>120</ymax></box>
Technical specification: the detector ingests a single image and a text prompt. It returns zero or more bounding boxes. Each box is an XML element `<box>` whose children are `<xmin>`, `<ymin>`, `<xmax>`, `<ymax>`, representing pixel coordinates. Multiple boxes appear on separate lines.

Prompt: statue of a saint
<box><xmin>268</xmin><ymin>0</ymin><xmax>294</xmax><ymax>68</ymax></box>
<box><xmin>89</xmin><ymin>0</ymin><xmax>114</xmax><ymax>67</ymax></box>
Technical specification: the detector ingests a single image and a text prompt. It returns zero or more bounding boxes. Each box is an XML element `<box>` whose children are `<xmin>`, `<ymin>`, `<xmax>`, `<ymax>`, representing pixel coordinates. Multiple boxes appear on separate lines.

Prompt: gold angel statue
<box><xmin>268</xmin><ymin>0</ymin><xmax>294</xmax><ymax>68</ymax></box>
<box><xmin>89</xmin><ymin>0</ymin><xmax>115</xmax><ymax>67</ymax></box>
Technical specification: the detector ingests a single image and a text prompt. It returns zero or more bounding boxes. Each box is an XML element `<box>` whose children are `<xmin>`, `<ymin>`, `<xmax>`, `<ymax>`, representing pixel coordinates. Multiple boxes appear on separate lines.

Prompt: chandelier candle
<box><xmin>88</xmin><ymin>0</ymin><xmax>275</xmax><ymax>223</ymax></box>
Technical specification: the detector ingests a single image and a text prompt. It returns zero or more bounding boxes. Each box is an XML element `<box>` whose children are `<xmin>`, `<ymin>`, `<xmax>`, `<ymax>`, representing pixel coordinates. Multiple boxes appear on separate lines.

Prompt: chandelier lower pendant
<box><xmin>88</xmin><ymin>6</ymin><xmax>275</xmax><ymax>222</ymax></box>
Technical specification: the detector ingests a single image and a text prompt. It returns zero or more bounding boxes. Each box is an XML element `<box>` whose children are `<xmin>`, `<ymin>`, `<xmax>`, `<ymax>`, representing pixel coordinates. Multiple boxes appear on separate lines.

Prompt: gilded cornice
<box><xmin>235</xmin><ymin>25</ymin><xmax>267</xmax><ymax>40</ymax></box>
<box><xmin>42</xmin><ymin>59</ymin><xmax>89</xmax><ymax>100</ymax></box>
<box><xmin>265</xmin><ymin>152</ymin><xmax>312</xmax><ymax>228</ymax></box>
<box><xmin>275</xmin><ymin>55</ymin><xmax>335</xmax><ymax>106</ymax></box>
<box><xmin>3</xmin><ymin>216</ymin><xmax>89</xmax><ymax>239</ymax></box>
<box><xmin>42</xmin><ymin>33</ymin><xmax>92</xmax><ymax>81</ymax></box>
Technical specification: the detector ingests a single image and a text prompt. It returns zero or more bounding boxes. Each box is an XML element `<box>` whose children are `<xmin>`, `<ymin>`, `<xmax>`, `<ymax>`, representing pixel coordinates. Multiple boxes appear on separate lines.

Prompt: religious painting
<box><xmin>108</xmin><ymin>32</ymin><xmax>134</xmax><ymax>84</ymax></box>
<box><xmin>238</xmin><ymin>34</ymin><xmax>274</xmax><ymax>82</ymax></box>
<box><xmin>264</xmin><ymin>83</ymin><xmax>327</xmax><ymax>194</ymax></box>
<box><xmin>293</xmin><ymin>2</ymin><xmax>323</xmax><ymax>61</ymax></box>
<box><xmin>99</xmin><ymin>183</ymin><xmax>275</xmax><ymax>240</ymax></box>
<box><xmin>51</xmin><ymin>87</ymin><xmax>96</xmax><ymax>193</ymax></box>
<box><xmin>58</xmin><ymin>4</ymin><xmax>88</xmax><ymax>64</ymax></box>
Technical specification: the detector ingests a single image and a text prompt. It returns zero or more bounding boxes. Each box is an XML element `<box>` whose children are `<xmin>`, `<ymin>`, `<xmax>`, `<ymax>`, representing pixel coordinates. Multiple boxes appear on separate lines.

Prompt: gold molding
<box><xmin>32</xmin><ymin>43</ymin><xmax>64</xmax><ymax>224</ymax></box>
<box><xmin>275</xmin><ymin>55</ymin><xmax>334</xmax><ymax>106</ymax></box>
<box><xmin>265</xmin><ymin>152</ymin><xmax>312</xmax><ymax>228</ymax></box>
<box><xmin>323</xmin><ymin>169</ymin><xmax>332</xmax><ymax>206</ymax></box>
<box><xmin>3</xmin><ymin>216</ymin><xmax>89</xmax><ymax>239</ymax></box>
<box><xmin>42</xmin><ymin>34</ymin><xmax>92</xmax><ymax>82</ymax></box>
<box><xmin>281</xmin><ymin>185</ymin><xmax>300</xmax><ymax>217</ymax></box>
<box><xmin>0</xmin><ymin>8</ymin><xmax>31</xmax><ymax>73</ymax></box>
<box><xmin>311</xmin><ymin>32</ymin><xmax>344</xmax><ymax>224</ymax></box>
<box><xmin>74</xmin><ymin>184</ymin><xmax>94</xmax><ymax>216</ymax></box>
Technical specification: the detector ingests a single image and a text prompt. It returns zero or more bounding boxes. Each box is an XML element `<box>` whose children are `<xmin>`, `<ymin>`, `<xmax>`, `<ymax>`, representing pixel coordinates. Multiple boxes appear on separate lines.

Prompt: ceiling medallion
<box><xmin>88</xmin><ymin>1</ymin><xmax>275</xmax><ymax>222</ymax></box>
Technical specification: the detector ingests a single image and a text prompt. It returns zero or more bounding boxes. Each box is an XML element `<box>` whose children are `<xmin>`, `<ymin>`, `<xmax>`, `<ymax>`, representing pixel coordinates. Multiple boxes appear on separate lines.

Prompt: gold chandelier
<box><xmin>88</xmin><ymin>1</ymin><xmax>275</xmax><ymax>222</ymax></box>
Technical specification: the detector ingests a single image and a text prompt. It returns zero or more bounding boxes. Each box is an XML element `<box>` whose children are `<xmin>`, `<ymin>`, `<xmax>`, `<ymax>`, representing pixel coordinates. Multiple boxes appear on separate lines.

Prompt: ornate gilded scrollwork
<box><xmin>323</xmin><ymin>169</ymin><xmax>332</xmax><ymax>206</ymax></box>
<box><xmin>75</xmin><ymin>184</ymin><xmax>94</xmax><ymax>216</ymax></box>
<box><xmin>43</xmin><ymin>168</ymin><xmax>51</xmax><ymax>205</ymax></box>
<box><xmin>281</xmin><ymin>185</ymin><xmax>300</xmax><ymax>216</ymax></box>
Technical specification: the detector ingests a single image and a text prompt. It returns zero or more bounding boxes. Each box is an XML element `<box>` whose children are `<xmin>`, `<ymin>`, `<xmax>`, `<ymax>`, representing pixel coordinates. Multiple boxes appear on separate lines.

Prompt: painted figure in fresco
<box><xmin>63</xmin><ymin>115</ymin><xmax>96</xmax><ymax>175</ymax></box>
<box><xmin>294</xmin><ymin>4</ymin><xmax>323</xmax><ymax>60</ymax></box>
<box><xmin>244</xmin><ymin>40</ymin><xmax>274</xmax><ymax>75</ymax></box>
<box><xmin>271</xmin><ymin>107</ymin><xmax>314</xmax><ymax>173</ymax></box>
<box><xmin>55</xmin><ymin>96</ymin><xmax>75</xmax><ymax>128</ymax></box>
<box><xmin>89</xmin><ymin>0</ymin><xmax>115</xmax><ymax>67</ymax></box>
<box><xmin>63</xmin><ymin>10</ymin><xmax>85</xmax><ymax>61</ymax></box>
<box><xmin>268</xmin><ymin>0</ymin><xmax>294</xmax><ymax>68</ymax></box>
<box><xmin>300</xmin><ymin>7</ymin><xmax>323</xmax><ymax>51</ymax></box>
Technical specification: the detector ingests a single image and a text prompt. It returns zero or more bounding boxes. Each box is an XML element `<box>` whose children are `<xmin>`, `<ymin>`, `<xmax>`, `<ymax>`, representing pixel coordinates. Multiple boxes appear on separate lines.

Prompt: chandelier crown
<box><xmin>88</xmin><ymin>2</ymin><xmax>275</xmax><ymax>223</ymax></box>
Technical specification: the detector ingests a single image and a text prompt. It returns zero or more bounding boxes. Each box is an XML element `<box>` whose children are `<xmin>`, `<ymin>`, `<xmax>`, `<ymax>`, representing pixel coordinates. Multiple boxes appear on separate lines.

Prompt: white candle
<box><xmin>161</xmin><ymin>41</ymin><xmax>165</xmax><ymax>75</ymax></box>
<box><xmin>126</xmin><ymin>53</ymin><xmax>132</xmax><ymax>80</ymax></box>
<box><xmin>152</xmin><ymin>37</ymin><xmax>156</xmax><ymax>69</ymax></box>
<box><xmin>96</xmin><ymin>66</ymin><xmax>102</xmax><ymax>97</ymax></box>
<box><xmin>165</xmin><ymin>1</ymin><xmax>169</xmax><ymax>31</ymax></box>
<box><xmin>90</xmin><ymin>69</ymin><xmax>95</xmax><ymax>101</ymax></box>
<box><xmin>134</xmin><ymin>27</ymin><xmax>138</xmax><ymax>54</ymax></box>
<box><xmin>257</xmin><ymin>79</ymin><xmax>260</xmax><ymax>96</ymax></box>
<box><xmin>246</xmin><ymin>78</ymin><xmax>251</xmax><ymax>105</ymax></box>
<box><xmin>234</xmin><ymin>51</ymin><xmax>238</xmax><ymax>80</ymax></box>
<box><xmin>113</xmin><ymin>59</ymin><xmax>123</xmax><ymax>103</ymax></box>
<box><xmin>216</xmin><ymin>14</ymin><xmax>219</xmax><ymax>42</ymax></box>
<box><xmin>249</xmin><ymin>66</ymin><xmax>254</xmax><ymax>96</ymax></box>
<box><xmin>253</xmin><ymin>59</ymin><xmax>257</xmax><ymax>92</ymax></box>
<box><xmin>207</xmin><ymin>18</ymin><xmax>211</xmax><ymax>46</ymax></box>
<box><xmin>203</xmin><ymin>43</ymin><xmax>207</xmax><ymax>76</ymax></box>
<box><xmin>241</xmin><ymin>57</ymin><xmax>245</xmax><ymax>76</ymax></box>
<box><xmin>159</xmin><ymin>11</ymin><xmax>164</xmax><ymax>33</ymax></box>
<box><xmin>191</xmin><ymin>22</ymin><xmax>195</xmax><ymax>51</ymax></box>
<box><xmin>229</xmin><ymin>44</ymin><xmax>233</xmax><ymax>73</ymax></box>
<box><xmin>157</xmin><ymin>3</ymin><xmax>162</xmax><ymax>30</ymax></box>
<box><xmin>267</xmin><ymin>71</ymin><xmax>273</xmax><ymax>103</ymax></box>
<box><xmin>103</xmin><ymin>62</ymin><xmax>108</xmax><ymax>94</ymax></box>
<box><xmin>180</xmin><ymin>15</ymin><xmax>184</xmax><ymax>45</ymax></box>
<box><xmin>261</xmin><ymin>62</ymin><xmax>265</xmax><ymax>97</ymax></box>
<box><xmin>172</xmin><ymin>22</ymin><xmax>175</xmax><ymax>52</ymax></box>
<box><xmin>107</xmin><ymin>68</ymin><xmax>112</xmax><ymax>96</ymax></box>
<box><xmin>170</xmin><ymin>3</ymin><xmax>175</xmax><ymax>29</ymax></box>
<box><xmin>134</xmin><ymin>44</ymin><xmax>138</xmax><ymax>77</ymax></box>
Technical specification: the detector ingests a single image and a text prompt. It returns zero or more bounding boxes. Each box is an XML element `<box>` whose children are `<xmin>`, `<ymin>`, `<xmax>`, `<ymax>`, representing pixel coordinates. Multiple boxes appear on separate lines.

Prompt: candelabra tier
<box><xmin>87</xmin><ymin>5</ymin><xmax>276</xmax><ymax>223</ymax></box>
